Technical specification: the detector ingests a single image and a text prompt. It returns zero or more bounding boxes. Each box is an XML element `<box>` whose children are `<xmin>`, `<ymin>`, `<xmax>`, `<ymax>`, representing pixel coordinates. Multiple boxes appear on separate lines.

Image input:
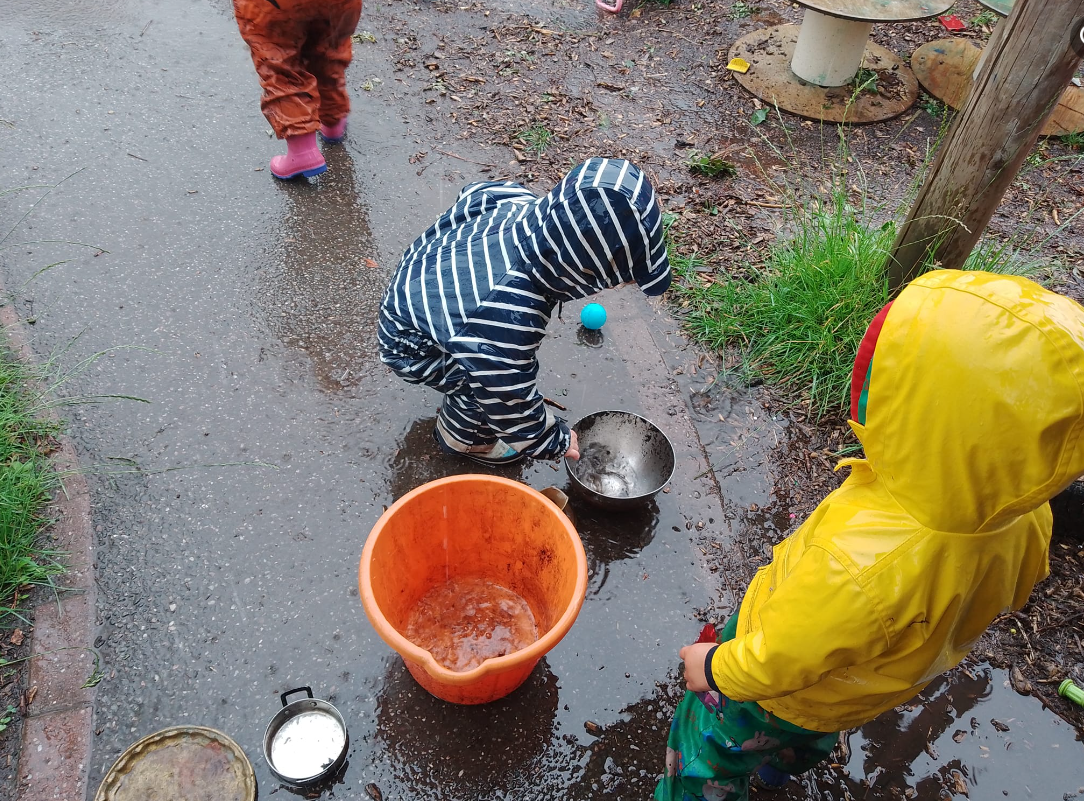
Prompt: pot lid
<box><xmin>269</xmin><ymin>708</ymin><xmax>347</xmax><ymax>781</ymax></box>
<box><xmin>95</xmin><ymin>726</ymin><xmax>256</xmax><ymax>801</ymax></box>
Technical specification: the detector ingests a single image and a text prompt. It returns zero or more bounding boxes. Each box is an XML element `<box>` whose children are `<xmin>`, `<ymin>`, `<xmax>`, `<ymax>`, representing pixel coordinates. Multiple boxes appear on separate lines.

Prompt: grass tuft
<box><xmin>675</xmin><ymin>190</ymin><xmax>893</xmax><ymax>419</ymax></box>
<box><xmin>515</xmin><ymin>124</ymin><xmax>553</xmax><ymax>156</ymax></box>
<box><xmin>687</xmin><ymin>151</ymin><xmax>737</xmax><ymax>179</ymax></box>
<box><xmin>851</xmin><ymin>67</ymin><xmax>879</xmax><ymax>96</ymax></box>
<box><xmin>1060</xmin><ymin>131</ymin><xmax>1084</xmax><ymax>151</ymax></box>
<box><xmin>919</xmin><ymin>93</ymin><xmax>944</xmax><ymax>117</ymax></box>
<box><xmin>729</xmin><ymin>2</ymin><xmax>760</xmax><ymax>19</ymax></box>
<box><xmin>0</xmin><ymin>349</ymin><xmax>63</xmax><ymax>622</ymax></box>
<box><xmin>669</xmin><ymin>133</ymin><xmax>1051</xmax><ymax>420</ymax></box>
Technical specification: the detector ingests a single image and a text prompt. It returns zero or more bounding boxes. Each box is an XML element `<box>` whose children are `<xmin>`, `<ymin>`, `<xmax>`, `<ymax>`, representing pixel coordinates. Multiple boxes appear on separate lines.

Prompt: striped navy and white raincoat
<box><xmin>378</xmin><ymin>158</ymin><xmax>671</xmax><ymax>459</ymax></box>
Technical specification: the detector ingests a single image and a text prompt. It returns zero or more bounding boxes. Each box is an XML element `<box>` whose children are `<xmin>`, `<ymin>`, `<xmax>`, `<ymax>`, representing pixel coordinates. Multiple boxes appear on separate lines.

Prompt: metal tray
<box><xmin>94</xmin><ymin>725</ymin><xmax>256</xmax><ymax>801</ymax></box>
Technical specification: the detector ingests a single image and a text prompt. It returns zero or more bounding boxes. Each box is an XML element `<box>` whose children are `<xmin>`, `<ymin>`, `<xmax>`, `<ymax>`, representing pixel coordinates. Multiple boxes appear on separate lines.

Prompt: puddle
<box><xmin>773</xmin><ymin>664</ymin><xmax>1084</xmax><ymax>800</ymax></box>
<box><xmin>254</xmin><ymin>146</ymin><xmax>388</xmax><ymax>392</ymax></box>
<box><xmin>2</xmin><ymin>0</ymin><xmax>1080</xmax><ymax>798</ymax></box>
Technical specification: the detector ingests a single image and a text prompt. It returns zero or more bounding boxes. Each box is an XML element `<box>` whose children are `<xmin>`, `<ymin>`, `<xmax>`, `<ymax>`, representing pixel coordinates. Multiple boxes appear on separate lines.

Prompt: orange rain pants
<box><xmin>233</xmin><ymin>0</ymin><xmax>363</xmax><ymax>139</ymax></box>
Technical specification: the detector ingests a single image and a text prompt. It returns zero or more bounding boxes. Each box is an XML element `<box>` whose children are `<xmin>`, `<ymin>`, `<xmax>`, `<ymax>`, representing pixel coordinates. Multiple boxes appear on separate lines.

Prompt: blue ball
<box><xmin>580</xmin><ymin>303</ymin><xmax>607</xmax><ymax>330</ymax></box>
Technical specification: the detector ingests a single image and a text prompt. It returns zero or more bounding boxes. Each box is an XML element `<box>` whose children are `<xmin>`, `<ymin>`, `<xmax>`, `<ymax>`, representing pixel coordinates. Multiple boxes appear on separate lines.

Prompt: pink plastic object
<box><xmin>596</xmin><ymin>0</ymin><xmax>622</xmax><ymax>12</ymax></box>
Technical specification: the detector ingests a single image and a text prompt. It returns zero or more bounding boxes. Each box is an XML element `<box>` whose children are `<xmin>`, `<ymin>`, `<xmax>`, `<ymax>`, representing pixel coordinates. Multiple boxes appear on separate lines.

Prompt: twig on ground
<box><xmin>1037</xmin><ymin>608</ymin><xmax>1084</xmax><ymax>633</ymax></box>
<box><xmin>434</xmin><ymin>148</ymin><xmax>501</xmax><ymax>169</ymax></box>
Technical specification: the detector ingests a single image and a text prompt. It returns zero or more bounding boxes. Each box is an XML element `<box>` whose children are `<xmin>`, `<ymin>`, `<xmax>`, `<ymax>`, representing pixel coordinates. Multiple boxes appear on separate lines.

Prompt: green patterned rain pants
<box><xmin>653</xmin><ymin>615</ymin><xmax>839</xmax><ymax>801</ymax></box>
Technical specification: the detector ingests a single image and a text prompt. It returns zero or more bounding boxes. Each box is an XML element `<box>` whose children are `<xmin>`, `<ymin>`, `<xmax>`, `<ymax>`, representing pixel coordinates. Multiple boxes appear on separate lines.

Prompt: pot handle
<box><xmin>280</xmin><ymin>686</ymin><xmax>314</xmax><ymax>708</ymax></box>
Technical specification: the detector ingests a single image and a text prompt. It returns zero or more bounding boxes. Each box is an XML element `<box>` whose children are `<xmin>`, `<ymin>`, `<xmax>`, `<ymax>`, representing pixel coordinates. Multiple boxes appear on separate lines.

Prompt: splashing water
<box><xmin>577</xmin><ymin>442</ymin><xmax>635</xmax><ymax>497</ymax></box>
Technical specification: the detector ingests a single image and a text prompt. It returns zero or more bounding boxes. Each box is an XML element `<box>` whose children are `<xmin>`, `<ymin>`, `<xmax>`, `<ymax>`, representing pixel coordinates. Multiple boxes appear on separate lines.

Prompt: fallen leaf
<box><xmin>365</xmin><ymin>257</ymin><xmax>379</xmax><ymax>269</ymax></box>
<box><xmin>25</xmin><ymin>686</ymin><xmax>37</xmax><ymax>706</ymax></box>
<box><xmin>9</xmin><ymin>630</ymin><xmax>23</xmax><ymax>646</ymax></box>
<box><xmin>1009</xmin><ymin>665</ymin><xmax>1032</xmax><ymax>696</ymax></box>
<box><xmin>950</xmin><ymin>770</ymin><xmax>968</xmax><ymax>796</ymax></box>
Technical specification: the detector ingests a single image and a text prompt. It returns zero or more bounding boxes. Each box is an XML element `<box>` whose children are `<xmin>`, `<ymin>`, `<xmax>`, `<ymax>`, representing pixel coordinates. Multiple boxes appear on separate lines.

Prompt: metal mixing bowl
<box><xmin>565</xmin><ymin>411</ymin><xmax>675</xmax><ymax>510</ymax></box>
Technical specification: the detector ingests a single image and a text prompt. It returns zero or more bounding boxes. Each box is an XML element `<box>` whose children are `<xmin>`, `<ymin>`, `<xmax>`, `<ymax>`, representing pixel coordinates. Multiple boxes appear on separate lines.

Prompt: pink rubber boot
<box><xmin>269</xmin><ymin>132</ymin><xmax>327</xmax><ymax>180</ymax></box>
<box><xmin>319</xmin><ymin>118</ymin><xmax>348</xmax><ymax>145</ymax></box>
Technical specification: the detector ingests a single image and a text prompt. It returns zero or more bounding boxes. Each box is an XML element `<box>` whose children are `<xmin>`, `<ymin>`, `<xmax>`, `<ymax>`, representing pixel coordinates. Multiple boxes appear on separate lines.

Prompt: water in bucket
<box><xmin>405</xmin><ymin>577</ymin><xmax>539</xmax><ymax>672</ymax></box>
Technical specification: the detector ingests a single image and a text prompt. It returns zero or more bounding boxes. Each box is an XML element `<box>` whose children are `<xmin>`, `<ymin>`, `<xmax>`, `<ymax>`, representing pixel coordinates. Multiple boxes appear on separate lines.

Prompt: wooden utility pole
<box><xmin>887</xmin><ymin>0</ymin><xmax>1084</xmax><ymax>295</ymax></box>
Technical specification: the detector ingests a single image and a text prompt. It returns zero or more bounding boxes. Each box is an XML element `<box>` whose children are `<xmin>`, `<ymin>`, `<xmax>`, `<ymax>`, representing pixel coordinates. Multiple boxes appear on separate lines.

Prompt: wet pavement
<box><xmin>1</xmin><ymin>0</ymin><xmax>1082</xmax><ymax>799</ymax></box>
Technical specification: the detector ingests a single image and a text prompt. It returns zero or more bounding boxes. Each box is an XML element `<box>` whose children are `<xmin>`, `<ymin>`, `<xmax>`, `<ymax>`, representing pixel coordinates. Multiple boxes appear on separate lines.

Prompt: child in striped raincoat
<box><xmin>378</xmin><ymin>158</ymin><xmax>671</xmax><ymax>465</ymax></box>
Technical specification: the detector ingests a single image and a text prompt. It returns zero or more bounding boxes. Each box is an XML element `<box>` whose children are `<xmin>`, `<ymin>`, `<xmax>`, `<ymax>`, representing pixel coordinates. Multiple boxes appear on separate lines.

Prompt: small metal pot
<box><xmin>565</xmin><ymin>410</ymin><xmax>676</xmax><ymax>510</ymax></box>
<box><xmin>262</xmin><ymin>687</ymin><xmax>349</xmax><ymax>787</ymax></box>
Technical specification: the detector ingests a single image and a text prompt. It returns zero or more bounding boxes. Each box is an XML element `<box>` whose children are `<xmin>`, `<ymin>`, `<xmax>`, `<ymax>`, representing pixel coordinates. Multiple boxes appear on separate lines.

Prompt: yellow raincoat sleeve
<box><xmin>709</xmin><ymin>544</ymin><xmax>891</xmax><ymax>702</ymax></box>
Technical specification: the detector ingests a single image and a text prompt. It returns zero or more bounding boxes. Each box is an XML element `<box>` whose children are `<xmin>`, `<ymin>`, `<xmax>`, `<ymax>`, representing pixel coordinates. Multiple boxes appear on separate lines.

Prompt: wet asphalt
<box><xmin>1</xmin><ymin>0</ymin><xmax>1082</xmax><ymax>799</ymax></box>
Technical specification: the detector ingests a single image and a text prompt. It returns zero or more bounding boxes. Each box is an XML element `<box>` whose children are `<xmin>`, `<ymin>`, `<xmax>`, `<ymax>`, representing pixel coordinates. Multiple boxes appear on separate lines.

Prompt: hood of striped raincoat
<box><xmin>513</xmin><ymin>158</ymin><xmax>671</xmax><ymax>301</ymax></box>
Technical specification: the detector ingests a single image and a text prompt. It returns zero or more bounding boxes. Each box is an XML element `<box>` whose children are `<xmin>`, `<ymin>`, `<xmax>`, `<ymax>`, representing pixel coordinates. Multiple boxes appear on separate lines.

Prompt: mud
<box><xmin>0</xmin><ymin>0</ymin><xmax>1081</xmax><ymax>800</ymax></box>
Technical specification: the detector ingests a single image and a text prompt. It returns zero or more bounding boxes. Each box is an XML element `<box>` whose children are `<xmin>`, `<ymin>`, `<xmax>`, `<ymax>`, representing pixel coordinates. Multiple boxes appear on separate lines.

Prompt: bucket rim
<box><xmin>358</xmin><ymin>474</ymin><xmax>588</xmax><ymax>685</ymax></box>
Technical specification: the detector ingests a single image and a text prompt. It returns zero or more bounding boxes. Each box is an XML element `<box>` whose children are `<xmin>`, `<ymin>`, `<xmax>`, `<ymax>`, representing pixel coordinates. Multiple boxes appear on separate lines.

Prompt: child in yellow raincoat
<box><xmin>656</xmin><ymin>269</ymin><xmax>1084</xmax><ymax>801</ymax></box>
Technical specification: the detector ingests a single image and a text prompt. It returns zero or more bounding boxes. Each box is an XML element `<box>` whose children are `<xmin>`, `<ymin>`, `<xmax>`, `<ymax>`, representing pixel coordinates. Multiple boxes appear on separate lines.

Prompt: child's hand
<box><xmin>679</xmin><ymin>642</ymin><xmax>715</xmax><ymax>692</ymax></box>
<box><xmin>565</xmin><ymin>430</ymin><xmax>580</xmax><ymax>460</ymax></box>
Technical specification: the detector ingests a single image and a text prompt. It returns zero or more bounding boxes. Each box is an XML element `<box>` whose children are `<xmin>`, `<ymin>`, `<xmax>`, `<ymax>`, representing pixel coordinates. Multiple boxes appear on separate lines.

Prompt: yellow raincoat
<box><xmin>708</xmin><ymin>270</ymin><xmax>1084</xmax><ymax>732</ymax></box>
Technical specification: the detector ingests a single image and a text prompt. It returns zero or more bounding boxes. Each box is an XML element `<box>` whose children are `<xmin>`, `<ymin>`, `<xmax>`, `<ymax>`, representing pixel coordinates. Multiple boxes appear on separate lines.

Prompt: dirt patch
<box><xmin>382</xmin><ymin>0</ymin><xmax>1084</xmax><ymax>301</ymax></box>
<box><xmin>978</xmin><ymin>482</ymin><xmax>1084</xmax><ymax>733</ymax></box>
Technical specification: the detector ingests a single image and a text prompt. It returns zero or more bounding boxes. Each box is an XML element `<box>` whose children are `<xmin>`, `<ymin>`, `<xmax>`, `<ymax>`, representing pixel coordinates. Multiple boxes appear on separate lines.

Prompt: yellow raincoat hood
<box><xmin>854</xmin><ymin>269</ymin><xmax>1084</xmax><ymax>533</ymax></box>
<box><xmin>709</xmin><ymin>270</ymin><xmax>1084</xmax><ymax>732</ymax></box>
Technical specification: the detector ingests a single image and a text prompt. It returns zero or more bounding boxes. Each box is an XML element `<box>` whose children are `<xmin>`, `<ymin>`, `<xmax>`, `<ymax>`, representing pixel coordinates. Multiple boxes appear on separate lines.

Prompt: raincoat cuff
<box><xmin>521</xmin><ymin>416</ymin><xmax>570</xmax><ymax>460</ymax></box>
<box><xmin>703</xmin><ymin>645</ymin><xmax>720</xmax><ymax>692</ymax></box>
<box><xmin>638</xmin><ymin>267</ymin><xmax>671</xmax><ymax>297</ymax></box>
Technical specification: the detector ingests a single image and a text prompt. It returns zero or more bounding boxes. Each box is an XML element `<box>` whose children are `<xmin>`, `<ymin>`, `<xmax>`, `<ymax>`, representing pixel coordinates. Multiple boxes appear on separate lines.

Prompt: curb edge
<box><xmin>0</xmin><ymin>301</ymin><xmax>97</xmax><ymax>801</ymax></box>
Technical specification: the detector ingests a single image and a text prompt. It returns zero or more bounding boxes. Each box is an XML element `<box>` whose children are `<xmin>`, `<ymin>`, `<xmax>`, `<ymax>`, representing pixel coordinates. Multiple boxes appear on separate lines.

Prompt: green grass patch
<box><xmin>0</xmin><ymin>347</ymin><xmax>63</xmax><ymax>622</ymax></box>
<box><xmin>918</xmin><ymin>93</ymin><xmax>944</xmax><ymax>117</ymax></box>
<box><xmin>675</xmin><ymin>191</ymin><xmax>893</xmax><ymax>418</ymax></box>
<box><xmin>687</xmin><ymin>151</ymin><xmax>737</xmax><ymax>179</ymax></box>
<box><xmin>729</xmin><ymin>2</ymin><xmax>760</xmax><ymax>19</ymax></box>
<box><xmin>851</xmin><ymin>67</ymin><xmax>879</xmax><ymax>96</ymax></box>
<box><xmin>670</xmin><ymin>184</ymin><xmax>1046</xmax><ymax>419</ymax></box>
<box><xmin>515</xmin><ymin>124</ymin><xmax>553</xmax><ymax>156</ymax></box>
<box><xmin>1060</xmin><ymin>131</ymin><xmax>1084</xmax><ymax>151</ymax></box>
<box><xmin>969</xmin><ymin>10</ymin><xmax>998</xmax><ymax>28</ymax></box>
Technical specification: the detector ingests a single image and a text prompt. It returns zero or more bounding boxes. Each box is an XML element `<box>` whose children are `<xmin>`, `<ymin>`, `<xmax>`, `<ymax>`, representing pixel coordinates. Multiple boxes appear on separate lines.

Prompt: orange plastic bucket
<box><xmin>359</xmin><ymin>475</ymin><xmax>587</xmax><ymax>704</ymax></box>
